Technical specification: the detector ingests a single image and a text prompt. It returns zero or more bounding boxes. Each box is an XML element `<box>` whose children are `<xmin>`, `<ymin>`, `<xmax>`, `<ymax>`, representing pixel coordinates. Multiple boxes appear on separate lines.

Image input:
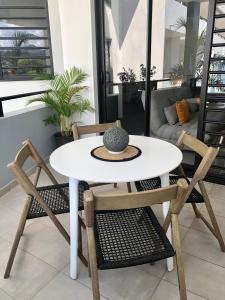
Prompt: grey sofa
<box><xmin>150</xmin><ymin>86</ymin><xmax>225</xmax><ymax>145</ymax></box>
<box><xmin>150</xmin><ymin>86</ymin><xmax>196</xmax><ymax>144</ymax></box>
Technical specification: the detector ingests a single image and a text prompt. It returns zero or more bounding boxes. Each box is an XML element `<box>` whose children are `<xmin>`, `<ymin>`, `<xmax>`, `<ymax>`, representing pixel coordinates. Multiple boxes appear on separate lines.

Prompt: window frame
<box><xmin>0</xmin><ymin>0</ymin><xmax>54</xmax><ymax>81</ymax></box>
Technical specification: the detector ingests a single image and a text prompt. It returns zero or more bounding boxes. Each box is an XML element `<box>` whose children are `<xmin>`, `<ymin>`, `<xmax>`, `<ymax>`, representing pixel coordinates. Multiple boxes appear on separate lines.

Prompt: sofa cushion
<box><xmin>157</xmin><ymin>112</ymin><xmax>198</xmax><ymax>143</ymax></box>
<box><xmin>164</xmin><ymin>103</ymin><xmax>178</xmax><ymax>125</ymax></box>
<box><xmin>150</xmin><ymin>87</ymin><xmax>193</xmax><ymax>136</ymax></box>
<box><xmin>176</xmin><ymin>100</ymin><xmax>190</xmax><ymax>125</ymax></box>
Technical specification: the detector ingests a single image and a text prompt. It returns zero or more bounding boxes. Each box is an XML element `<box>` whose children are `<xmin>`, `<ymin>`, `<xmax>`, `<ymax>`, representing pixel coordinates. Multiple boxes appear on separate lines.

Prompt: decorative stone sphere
<box><xmin>103</xmin><ymin>127</ymin><xmax>129</xmax><ymax>153</ymax></box>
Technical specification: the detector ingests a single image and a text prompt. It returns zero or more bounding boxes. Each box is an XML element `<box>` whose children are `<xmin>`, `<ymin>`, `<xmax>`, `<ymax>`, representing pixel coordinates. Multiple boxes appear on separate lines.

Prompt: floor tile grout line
<box><xmin>0</xmin><ymin>228</ymin><xmax>72</xmax><ymax>273</ymax></box>
<box><xmin>0</xmin><ymin>246</ymin><xmax>61</xmax><ymax>300</ymax></box>
<box><xmin>188</xmin><ymin>227</ymin><xmax>225</xmax><ymax>246</ymax></box>
<box><xmin>181</xmin><ymin>250</ymin><xmax>225</xmax><ymax>270</ymax></box>
<box><xmin>27</xmin><ymin>270</ymin><xmax>61</xmax><ymax>300</ymax></box>
<box><xmin>162</xmin><ymin>277</ymin><xmax>210</xmax><ymax>300</ymax></box>
<box><xmin>76</xmin><ymin>278</ymin><xmax>111</xmax><ymax>300</ymax></box>
<box><xmin>61</xmin><ymin>262</ymin><xmax>163</xmax><ymax>299</ymax></box>
<box><xmin>134</xmin><ymin>264</ymin><xmax>167</xmax><ymax>280</ymax></box>
<box><xmin>32</xmin><ymin>269</ymin><xmax>111</xmax><ymax>300</ymax></box>
<box><xmin>180</xmin><ymin>224</ymin><xmax>191</xmax><ymax>241</ymax></box>
<box><xmin>0</xmin><ymin>287</ymin><xmax>16</xmax><ymax>300</ymax></box>
<box><xmin>18</xmin><ymin>247</ymin><xmax>70</xmax><ymax>272</ymax></box>
<box><xmin>149</xmin><ymin>277</ymin><xmax>164</xmax><ymax>300</ymax></box>
<box><xmin>185</xmin><ymin>222</ymin><xmax>225</xmax><ymax>238</ymax></box>
<box><xmin>1</xmin><ymin>236</ymin><xmax>68</xmax><ymax>274</ymax></box>
<box><xmin>181</xmin><ymin>217</ymin><xmax>225</xmax><ymax>269</ymax></box>
<box><xmin>75</xmin><ymin>266</ymin><xmax>162</xmax><ymax>298</ymax></box>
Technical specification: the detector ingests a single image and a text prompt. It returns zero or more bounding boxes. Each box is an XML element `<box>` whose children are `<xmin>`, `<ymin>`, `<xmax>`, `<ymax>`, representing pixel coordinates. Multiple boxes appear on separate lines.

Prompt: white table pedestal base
<box><xmin>69</xmin><ymin>177</ymin><xmax>79</xmax><ymax>279</ymax></box>
<box><xmin>160</xmin><ymin>173</ymin><xmax>174</xmax><ymax>272</ymax></box>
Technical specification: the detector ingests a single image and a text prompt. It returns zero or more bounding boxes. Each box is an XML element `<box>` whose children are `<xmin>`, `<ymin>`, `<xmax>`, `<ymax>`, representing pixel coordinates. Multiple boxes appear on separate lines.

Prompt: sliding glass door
<box><xmin>95</xmin><ymin>0</ymin><xmax>151</xmax><ymax>135</ymax></box>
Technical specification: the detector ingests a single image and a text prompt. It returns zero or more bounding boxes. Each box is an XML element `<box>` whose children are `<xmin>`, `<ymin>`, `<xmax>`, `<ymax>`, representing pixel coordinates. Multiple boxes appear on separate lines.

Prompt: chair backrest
<box><xmin>72</xmin><ymin>120</ymin><xmax>121</xmax><ymax>140</ymax></box>
<box><xmin>84</xmin><ymin>179</ymin><xmax>188</xmax><ymax>228</ymax></box>
<box><xmin>176</xmin><ymin>131</ymin><xmax>221</xmax><ymax>204</ymax></box>
<box><xmin>7</xmin><ymin>140</ymin><xmax>58</xmax><ymax>197</ymax></box>
<box><xmin>176</xmin><ymin>131</ymin><xmax>220</xmax><ymax>183</ymax></box>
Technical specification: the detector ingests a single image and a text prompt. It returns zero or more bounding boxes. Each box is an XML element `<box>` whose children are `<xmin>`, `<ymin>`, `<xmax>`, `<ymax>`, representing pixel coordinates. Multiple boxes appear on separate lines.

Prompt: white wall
<box><xmin>48</xmin><ymin>0</ymin><xmax>64</xmax><ymax>74</ymax></box>
<box><xmin>152</xmin><ymin>0</ymin><xmax>166</xmax><ymax>80</ymax></box>
<box><xmin>57</xmin><ymin>0</ymin><xmax>97</xmax><ymax>125</ymax></box>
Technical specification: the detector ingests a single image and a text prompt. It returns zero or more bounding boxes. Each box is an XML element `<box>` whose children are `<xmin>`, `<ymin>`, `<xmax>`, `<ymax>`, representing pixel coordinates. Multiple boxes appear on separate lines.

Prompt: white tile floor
<box><xmin>0</xmin><ymin>169</ymin><xmax>225</xmax><ymax>300</ymax></box>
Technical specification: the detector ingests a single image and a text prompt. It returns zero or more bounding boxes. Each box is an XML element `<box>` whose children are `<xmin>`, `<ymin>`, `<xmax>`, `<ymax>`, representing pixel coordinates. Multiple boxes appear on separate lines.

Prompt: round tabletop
<box><xmin>50</xmin><ymin>135</ymin><xmax>183</xmax><ymax>183</ymax></box>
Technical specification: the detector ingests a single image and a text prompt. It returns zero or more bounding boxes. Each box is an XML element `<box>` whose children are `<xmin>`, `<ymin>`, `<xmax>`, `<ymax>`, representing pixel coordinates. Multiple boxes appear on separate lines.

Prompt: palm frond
<box><xmin>44</xmin><ymin>114</ymin><xmax>60</xmax><ymax>126</ymax></box>
<box><xmin>175</xmin><ymin>17</ymin><xmax>187</xmax><ymax>31</ymax></box>
<box><xmin>49</xmin><ymin>67</ymin><xmax>87</xmax><ymax>92</ymax></box>
<box><xmin>28</xmin><ymin>93</ymin><xmax>61</xmax><ymax>114</ymax></box>
<box><xmin>27</xmin><ymin>66</ymin><xmax>94</xmax><ymax>134</ymax></box>
<box><xmin>72</xmin><ymin>99</ymin><xmax>95</xmax><ymax>114</ymax></box>
<box><xmin>197</xmin><ymin>29</ymin><xmax>206</xmax><ymax>58</ymax></box>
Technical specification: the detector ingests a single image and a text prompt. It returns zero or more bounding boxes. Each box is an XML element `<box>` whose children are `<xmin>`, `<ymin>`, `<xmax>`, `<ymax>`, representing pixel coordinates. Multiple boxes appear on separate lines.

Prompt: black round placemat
<box><xmin>91</xmin><ymin>145</ymin><xmax>142</xmax><ymax>162</ymax></box>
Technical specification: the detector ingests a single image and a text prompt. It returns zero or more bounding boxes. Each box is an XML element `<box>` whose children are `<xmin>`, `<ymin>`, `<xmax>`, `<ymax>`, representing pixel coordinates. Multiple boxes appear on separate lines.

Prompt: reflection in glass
<box><xmin>0</xmin><ymin>0</ymin><xmax>45</xmax><ymax>6</ymax></box>
<box><xmin>0</xmin><ymin>19</ymin><xmax>47</xmax><ymax>27</ymax></box>
<box><xmin>0</xmin><ymin>9</ymin><xmax>46</xmax><ymax>18</ymax></box>
<box><xmin>104</xmin><ymin>0</ymin><xmax>148</xmax><ymax>135</ymax></box>
<box><xmin>0</xmin><ymin>39</ymin><xmax>49</xmax><ymax>48</ymax></box>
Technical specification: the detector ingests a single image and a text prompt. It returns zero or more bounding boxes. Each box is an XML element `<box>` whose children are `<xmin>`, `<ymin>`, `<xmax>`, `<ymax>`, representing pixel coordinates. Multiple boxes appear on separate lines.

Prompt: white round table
<box><xmin>50</xmin><ymin>135</ymin><xmax>183</xmax><ymax>279</ymax></box>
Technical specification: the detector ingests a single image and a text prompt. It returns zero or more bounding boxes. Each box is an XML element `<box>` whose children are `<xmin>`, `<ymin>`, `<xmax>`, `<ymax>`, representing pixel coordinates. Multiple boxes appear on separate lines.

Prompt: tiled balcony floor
<box><xmin>0</xmin><ymin>169</ymin><xmax>225</xmax><ymax>300</ymax></box>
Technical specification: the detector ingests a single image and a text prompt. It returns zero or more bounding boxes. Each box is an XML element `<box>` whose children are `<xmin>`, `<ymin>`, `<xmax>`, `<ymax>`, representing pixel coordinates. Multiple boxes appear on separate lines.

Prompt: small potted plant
<box><xmin>139</xmin><ymin>64</ymin><xmax>157</xmax><ymax>81</ymax></box>
<box><xmin>117</xmin><ymin>67</ymin><xmax>138</xmax><ymax>103</ymax></box>
<box><xmin>28</xmin><ymin>66</ymin><xmax>94</xmax><ymax>147</ymax></box>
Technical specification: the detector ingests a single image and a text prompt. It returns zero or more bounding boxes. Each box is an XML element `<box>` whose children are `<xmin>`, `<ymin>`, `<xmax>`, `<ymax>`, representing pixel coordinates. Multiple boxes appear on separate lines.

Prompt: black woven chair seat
<box><xmin>135</xmin><ymin>175</ymin><xmax>203</xmax><ymax>203</ymax></box>
<box><xmin>27</xmin><ymin>181</ymin><xmax>89</xmax><ymax>219</ymax></box>
<box><xmin>94</xmin><ymin>207</ymin><xmax>175</xmax><ymax>270</ymax></box>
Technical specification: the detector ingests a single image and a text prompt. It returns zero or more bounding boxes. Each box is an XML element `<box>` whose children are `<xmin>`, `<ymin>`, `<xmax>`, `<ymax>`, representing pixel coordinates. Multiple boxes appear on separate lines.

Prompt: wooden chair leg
<box><xmin>78</xmin><ymin>215</ymin><xmax>83</xmax><ymax>252</ymax></box>
<box><xmin>114</xmin><ymin>183</ymin><xmax>117</xmax><ymax>188</ymax></box>
<box><xmin>191</xmin><ymin>203</ymin><xmax>201</xmax><ymax>218</ymax></box>
<box><xmin>4</xmin><ymin>197</ymin><xmax>32</xmax><ymax>278</ymax></box>
<box><xmin>87</xmin><ymin>227</ymin><xmax>100</xmax><ymax>300</ymax></box>
<box><xmin>126</xmin><ymin>182</ymin><xmax>132</xmax><ymax>193</ymax></box>
<box><xmin>199</xmin><ymin>181</ymin><xmax>225</xmax><ymax>252</ymax></box>
<box><xmin>78</xmin><ymin>215</ymin><xmax>88</xmax><ymax>267</ymax></box>
<box><xmin>171</xmin><ymin>214</ymin><xmax>187</xmax><ymax>300</ymax></box>
<box><xmin>87</xmin><ymin>252</ymin><xmax>91</xmax><ymax>278</ymax></box>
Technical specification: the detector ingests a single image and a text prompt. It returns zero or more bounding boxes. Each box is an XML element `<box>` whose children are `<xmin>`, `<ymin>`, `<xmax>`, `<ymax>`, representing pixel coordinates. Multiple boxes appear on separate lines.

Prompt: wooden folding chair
<box><xmin>136</xmin><ymin>131</ymin><xmax>225</xmax><ymax>252</ymax></box>
<box><xmin>72</xmin><ymin>120</ymin><xmax>132</xmax><ymax>193</ymax></box>
<box><xmin>4</xmin><ymin>139</ymin><xmax>88</xmax><ymax>279</ymax></box>
<box><xmin>84</xmin><ymin>180</ymin><xmax>188</xmax><ymax>300</ymax></box>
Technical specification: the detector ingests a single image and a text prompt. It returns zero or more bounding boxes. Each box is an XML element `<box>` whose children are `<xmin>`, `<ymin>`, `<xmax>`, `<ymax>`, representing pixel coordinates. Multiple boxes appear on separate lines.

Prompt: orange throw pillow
<box><xmin>195</xmin><ymin>96</ymin><xmax>201</xmax><ymax>105</ymax></box>
<box><xmin>176</xmin><ymin>100</ymin><xmax>190</xmax><ymax>125</ymax></box>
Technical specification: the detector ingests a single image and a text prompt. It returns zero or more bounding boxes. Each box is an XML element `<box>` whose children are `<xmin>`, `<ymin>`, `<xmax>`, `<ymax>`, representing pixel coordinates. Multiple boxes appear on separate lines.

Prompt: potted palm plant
<box><xmin>28</xmin><ymin>66</ymin><xmax>94</xmax><ymax>147</ymax></box>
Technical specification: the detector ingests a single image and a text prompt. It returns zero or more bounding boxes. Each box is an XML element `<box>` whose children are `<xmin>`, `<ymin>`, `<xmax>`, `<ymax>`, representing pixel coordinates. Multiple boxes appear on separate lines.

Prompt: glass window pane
<box><xmin>0</xmin><ymin>29</ymin><xmax>48</xmax><ymax>37</ymax></box>
<box><xmin>0</xmin><ymin>39</ymin><xmax>49</xmax><ymax>47</ymax></box>
<box><xmin>0</xmin><ymin>9</ymin><xmax>46</xmax><ymax>18</ymax></box>
<box><xmin>0</xmin><ymin>0</ymin><xmax>45</xmax><ymax>7</ymax></box>
<box><xmin>149</xmin><ymin>0</ymin><xmax>211</xmax><ymax>168</ymax></box>
<box><xmin>215</xmin><ymin>18</ymin><xmax>225</xmax><ymax>30</ymax></box>
<box><xmin>216</xmin><ymin>4</ymin><xmax>225</xmax><ymax>14</ymax></box>
<box><xmin>0</xmin><ymin>0</ymin><xmax>53</xmax><ymax>80</ymax></box>
<box><xmin>1</xmin><ymin>57</ymin><xmax>51</xmax><ymax>67</ymax></box>
<box><xmin>2</xmin><ymin>66</ymin><xmax>52</xmax><ymax>79</ymax></box>
<box><xmin>0</xmin><ymin>48</ymin><xmax>50</xmax><ymax>56</ymax></box>
<box><xmin>0</xmin><ymin>19</ymin><xmax>48</xmax><ymax>27</ymax></box>
<box><xmin>103</xmin><ymin>0</ymin><xmax>148</xmax><ymax>135</ymax></box>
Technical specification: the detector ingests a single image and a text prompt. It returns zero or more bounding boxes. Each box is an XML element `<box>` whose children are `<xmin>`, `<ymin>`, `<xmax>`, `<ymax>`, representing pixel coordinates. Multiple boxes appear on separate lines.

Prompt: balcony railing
<box><xmin>0</xmin><ymin>89</ymin><xmax>50</xmax><ymax>117</ymax></box>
